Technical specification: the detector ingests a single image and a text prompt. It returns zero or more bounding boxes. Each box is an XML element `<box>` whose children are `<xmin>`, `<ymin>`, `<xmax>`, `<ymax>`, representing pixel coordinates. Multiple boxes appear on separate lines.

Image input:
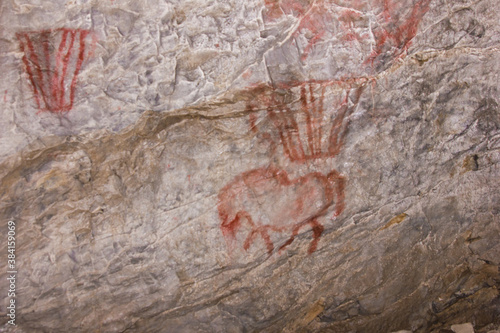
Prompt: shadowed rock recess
<box><xmin>0</xmin><ymin>0</ymin><xmax>499</xmax><ymax>332</ymax></box>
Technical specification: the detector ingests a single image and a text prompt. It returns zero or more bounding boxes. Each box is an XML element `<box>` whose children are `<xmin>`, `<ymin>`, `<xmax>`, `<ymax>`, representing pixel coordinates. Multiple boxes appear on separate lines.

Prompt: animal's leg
<box><xmin>221</xmin><ymin>210</ymin><xmax>258</xmax><ymax>251</ymax></box>
<box><xmin>223</xmin><ymin>211</ymin><xmax>273</xmax><ymax>254</ymax></box>
<box><xmin>333</xmin><ymin>174</ymin><xmax>345</xmax><ymax>218</ymax></box>
<box><xmin>326</xmin><ymin>169</ymin><xmax>346</xmax><ymax>218</ymax></box>
<box><xmin>243</xmin><ymin>229</ymin><xmax>257</xmax><ymax>250</ymax></box>
<box><xmin>259</xmin><ymin>228</ymin><xmax>274</xmax><ymax>255</ymax></box>
<box><xmin>308</xmin><ymin>219</ymin><xmax>324</xmax><ymax>254</ymax></box>
<box><xmin>221</xmin><ymin>211</ymin><xmax>254</xmax><ymax>238</ymax></box>
<box><xmin>243</xmin><ymin>227</ymin><xmax>274</xmax><ymax>254</ymax></box>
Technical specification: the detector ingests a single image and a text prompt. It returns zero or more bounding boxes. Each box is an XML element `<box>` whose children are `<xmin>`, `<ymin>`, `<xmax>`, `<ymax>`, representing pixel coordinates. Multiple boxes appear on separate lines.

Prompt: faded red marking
<box><xmin>87</xmin><ymin>31</ymin><xmax>98</xmax><ymax>59</ymax></box>
<box><xmin>245</xmin><ymin>77</ymin><xmax>373</xmax><ymax>97</ymax></box>
<box><xmin>16</xmin><ymin>28</ymin><xmax>94</xmax><ymax>113</ymax></box>
<box><xmin>218</xmin><ymin>166</ymin><xmax>345</xmax><ymax>255</ymax></box>
<box><xmin>3</xmin><ymin>90</ymin><xmax>6</xmax><ymax>103</ymax></box>
<box><xmin>263</xmin><ymin>0</ymin><xmax>309</xmax><ymax>22</ymax></box>
<box><xmin>263</xmin><ymin>0</ymin><xmax>431</xmax><ymax>64</ymax></box>
<box><xmin>263</xmin><ymin>0</ymin><xmax>345</xmax><ymax>61</ymax></box>
<box><xmin>253</xmin><ymin>81</ymin><xmax>364</xmax><ymax>163</ymax></box>
<box><xmin>294</xmin><ymin>3</ymin><xmax>328</xmax><ymax>61</ymax></box>
<box><xmin>248</xmin><ymin>111</ymin><xmax>259</xmax><ymax>134</ymax></box>
<box><xmin>365</xmin><ymin>0</ymin><xmax>432</xmax><ymax>66</ymax></box>
<box><xmin>241</xmin><ymin>69</ymin><xmax>252</xmax><ymax>80</ymax></box>
<box><xmin>221</xmin><ymin>0</ymin><xmax>432</xmax><ymax>256</ymax></box>
<box><xmin>338</xmin><ymin>7</ymin><xmax>367</xmax><ymax>43</ymax></box>
<box><xmin>47</xmin><ymin>152</ymin><xmax>60</xmax><ymax>159</ymax></box>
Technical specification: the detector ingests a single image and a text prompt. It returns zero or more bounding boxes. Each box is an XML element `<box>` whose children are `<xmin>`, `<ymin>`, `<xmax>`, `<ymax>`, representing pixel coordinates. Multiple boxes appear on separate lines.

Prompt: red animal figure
<box><xmin>218</xmin><ymin>82</ymin><xmax>362</xmax><ymax>255</ymax></box>
<box><xmin>218</xmin><ymin>166</ymin><xmax>345</xmax><ymax>255</ymax></box>
<box><xmin>16</xmin><ymin>28</ymin><xmax>94</xmax><ymax>113</ymax></box>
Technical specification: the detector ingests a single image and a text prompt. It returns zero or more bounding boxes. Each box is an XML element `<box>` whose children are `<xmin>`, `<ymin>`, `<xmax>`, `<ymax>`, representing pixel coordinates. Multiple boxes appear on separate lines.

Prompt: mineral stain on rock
<box><xmin>462</xmin><ymin>154</ymin><xmax>479</xmax><ymax>172</ymax></box>
<box><xmin>380</xmin><ymin>213</ymin><xmax>408</xmax><ymax>231</ymax></box>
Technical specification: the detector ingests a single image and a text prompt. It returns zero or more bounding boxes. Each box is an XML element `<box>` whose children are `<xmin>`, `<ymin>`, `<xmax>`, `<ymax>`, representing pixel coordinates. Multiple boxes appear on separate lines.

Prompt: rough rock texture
<box><xmin>0</xmin><ymin>0</ymin><xmax>499</xmax><ymax>332</ymax></box>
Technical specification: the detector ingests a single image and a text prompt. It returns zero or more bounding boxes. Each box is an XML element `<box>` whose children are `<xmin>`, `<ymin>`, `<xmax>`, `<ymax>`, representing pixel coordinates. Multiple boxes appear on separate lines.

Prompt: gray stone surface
<box><xmin>0</xmin><ymin>0</ymin><xmax>499</xmax><ymax>332</ymax></box>
<box><xmin>452</xmin><ymin>323</ymin><xmax>475</xmax><ymax>333</ymax></box>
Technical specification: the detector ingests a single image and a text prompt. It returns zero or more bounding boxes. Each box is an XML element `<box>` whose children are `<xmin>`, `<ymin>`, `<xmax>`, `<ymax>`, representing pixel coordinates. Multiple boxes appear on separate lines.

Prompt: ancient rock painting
<box><xmin>366</xmin><ymin>0</ymin><xmax>432</xmax><ymax>66</ymax></box>
<box><xmin>263</xmin><ymin>0</ymin><xmax>432</xmax><ymax>66</ymax></box>
<box><xmin>16</xmin><ymin>28</ymin><xmax>94</xmax><ymax>113</ymax></box>
<box><xmin>265</xmin><ymin>82</ymin><xmax>364</xmax><ymax>162</ymax></box>
<box><xmin>219</xmin><ymin>0</ymin><xmax>432</xmax><ymax>256</ymax></box>
<box><xmin>218</xmin><ymin>82</ymin><xmax>361</xmax><ymax>255</ymax></box>
<box><xmin>218</xmin><ymin>166</ymin><xmax>345</xmax><ymax>255</ymax></box>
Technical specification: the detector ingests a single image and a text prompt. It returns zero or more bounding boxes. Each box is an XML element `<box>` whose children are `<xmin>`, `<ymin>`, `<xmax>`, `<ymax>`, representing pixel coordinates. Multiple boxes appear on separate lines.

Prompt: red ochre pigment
<box><xmin>218</xmin><ymin>166</ymin><xmax>345</xmax><ymax>255</ymax></box>
<box><xmin>247</xmin><ymin>81</ymin><xmax>365</xmax><ymax>163</ymax></box>
<box><xmin>263</xmin><ymin>0</ymin><xmax>431</xmax><ymax>63</ymax></box>
<box><xmin>218</xmin><ymin>82</ymin><xmax>363</xmax><ymax>255</ymax></box>
<box><xmin>219</xmin><ymin>0</ymin><xmax>431</xmax><ymax>255</ymax></box>
<box><xmin>16</xmin><ymin>28</ymin><xmax>93</xmax><ymax>113</ymax></box>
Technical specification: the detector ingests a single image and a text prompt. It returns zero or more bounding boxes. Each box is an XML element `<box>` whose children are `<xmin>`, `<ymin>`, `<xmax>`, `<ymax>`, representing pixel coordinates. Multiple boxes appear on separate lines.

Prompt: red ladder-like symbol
<box><xmin>17</xmin><ymin>28</ymin><xmax>92</xmax><ymax>113</ymax></box>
